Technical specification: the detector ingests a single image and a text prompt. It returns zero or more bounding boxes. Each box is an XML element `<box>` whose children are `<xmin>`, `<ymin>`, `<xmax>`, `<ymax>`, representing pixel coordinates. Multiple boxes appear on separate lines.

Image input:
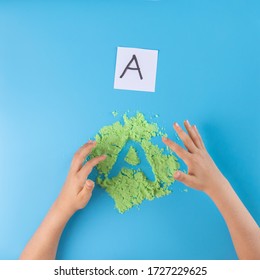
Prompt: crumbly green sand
<box><xmin>90</xmin><ymin>112</ymin><xmax>179</xmax><ymax>213</ymax></box>
<box><xmin>112</xmin><ymin>110</ymin><xmax>118</xmax><ymax>117</ymax></box>
<box><xmin>124</xmin><ymin>146</ymin><xmax>140</xmax><ymax>165</ymax></box>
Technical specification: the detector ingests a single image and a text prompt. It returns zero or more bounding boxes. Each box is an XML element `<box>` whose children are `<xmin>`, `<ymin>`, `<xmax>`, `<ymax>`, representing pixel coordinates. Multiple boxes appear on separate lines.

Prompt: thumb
<box><xmin>76</xmin><ymin>180</ymin><xmax>95</xmax><ymax>210</ymax></box>
<box><xmin>84</xmin><ymin>179</ymin><xmax>95</xmax><ymax>192</ymax></box>
<box><xmin>174</xmin><ymin>171</ymin><xmax>195</xmax><ymax>188</ymax></box>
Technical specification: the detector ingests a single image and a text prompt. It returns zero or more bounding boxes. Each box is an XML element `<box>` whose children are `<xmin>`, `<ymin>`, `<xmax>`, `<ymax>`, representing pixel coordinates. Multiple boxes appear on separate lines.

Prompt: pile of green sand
<box><xmin>90</xmin><ymin>112</ymin><xmax>179</xmax><ymax>213</ymax></box>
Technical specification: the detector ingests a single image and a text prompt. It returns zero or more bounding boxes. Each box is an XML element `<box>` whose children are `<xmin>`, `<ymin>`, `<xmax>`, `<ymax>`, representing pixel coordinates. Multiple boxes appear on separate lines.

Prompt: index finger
<box><xmin>78</xmin><ymin>155</ymin><xmax>107</xmax><ymax>180</ymax></box>
<box><xmin>70</xmin><ymin>141</ymin><xmax>97</xmax><ymax>173</ymax></box>
<box><xmin>162</xmin><ymin>137</ymin><xmax>190</xmax><ymax>163</ymax></box>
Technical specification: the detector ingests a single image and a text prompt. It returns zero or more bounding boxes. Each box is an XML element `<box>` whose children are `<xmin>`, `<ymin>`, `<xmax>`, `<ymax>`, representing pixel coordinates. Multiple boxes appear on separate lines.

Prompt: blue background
<box><xmin>0</xmin><ymin>0</ymin><xmax>259</xmax><ymax>260</ymax></box>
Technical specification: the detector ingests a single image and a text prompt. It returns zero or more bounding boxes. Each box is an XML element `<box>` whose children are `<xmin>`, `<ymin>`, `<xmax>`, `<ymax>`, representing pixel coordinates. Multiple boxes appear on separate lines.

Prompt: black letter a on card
<box><xmin>120</xmin><ymin>54</ymin><xmax>143</xmax><ymax>80</ymax></box>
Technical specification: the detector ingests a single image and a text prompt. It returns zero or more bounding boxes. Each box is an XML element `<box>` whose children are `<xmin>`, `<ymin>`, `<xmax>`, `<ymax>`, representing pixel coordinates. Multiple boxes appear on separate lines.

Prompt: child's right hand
<box><xmin>20</xmin><ymin>140</ymin><xmax>107</xmax><ymax>260</ymax></box>
<box><xmin>162</xmin><ymin>121</ymin><xmax>229</xmax><ymax>195</ymax></box>
<box><xmin>55</xmin><ymin>141</ymin><xmax>106</xmax><ymax>217</ymax></box>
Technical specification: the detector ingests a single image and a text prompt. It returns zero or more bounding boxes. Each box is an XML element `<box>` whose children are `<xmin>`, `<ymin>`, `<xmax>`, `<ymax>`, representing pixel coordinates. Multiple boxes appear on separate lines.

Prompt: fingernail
<box><xmin>86</xmin><ymin>181</ymin><xmax>94</xmax><ymax>189</ymax></box>
<box><xmin>174</xmin><ymin>171</ymin><xmax>180</xmax><ymax>178</ymax></box>
<box><xmin>174</xmin><ymin>122</ymin><xmax>180</xmax><ymax>127</ymax></box>
<box><xmin>162</xmin><ymin>137</ymin><xmax>168</xmax><ymax>142</ymax></box>
<box><xmin>185</xmin><ymin>120</ymin><xmax>191</xmax><ymax>127</ymax></box>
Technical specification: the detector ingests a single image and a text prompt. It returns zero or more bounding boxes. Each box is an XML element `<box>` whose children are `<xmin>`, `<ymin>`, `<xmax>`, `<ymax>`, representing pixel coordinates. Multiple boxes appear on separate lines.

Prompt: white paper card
<box><xmin>114</xmin><ymin>47</ymin><xmax>158</xmax><ymax>92</ymax></box>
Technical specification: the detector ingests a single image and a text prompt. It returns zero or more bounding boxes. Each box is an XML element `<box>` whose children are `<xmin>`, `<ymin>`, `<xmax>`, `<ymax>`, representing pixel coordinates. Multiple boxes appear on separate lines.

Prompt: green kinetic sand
<box><xmin>124</xmin><ymin>146</ymin><xmax>140</xmax><ymax>165</ymax></box>
<box><xmin>90</xmin><ymin>112</ymin><xmax>180</xmax><ymax>213</ymax></box>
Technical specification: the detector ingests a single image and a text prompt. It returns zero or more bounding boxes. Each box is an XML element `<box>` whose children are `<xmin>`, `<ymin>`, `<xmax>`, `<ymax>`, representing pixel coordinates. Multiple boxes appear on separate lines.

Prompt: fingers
<box><xmin>173</xmin><ymin>122</ymin><xmax>197</xmax><ymax>153</ymax></box>
<box><xmin>162</xmin><ymin>137</ymin><xmax>189</xmax><ymax>162</ymax></box>
<box><xmin>184</xmin><ymin>120</ymin><xmax>203</xmax><ymax>149</ymax></box>
<box><xmin>174</xmin><ymin>171</ymin><xmax>197</xmax><ymax>188</ymax></box>
<box><xmin>71</xmin><ymin>141</ymin><xmax>97</xmax><ymax>173</ymax></box>
<box><xmin>78</xmin><ymin>154</ymin><xmax>106</xmax><ymax>181</ymax></box>
<box><xmin>194</xmin><ymin>125</ymin><xmax>205</xmax><ymax>149</ymax></box>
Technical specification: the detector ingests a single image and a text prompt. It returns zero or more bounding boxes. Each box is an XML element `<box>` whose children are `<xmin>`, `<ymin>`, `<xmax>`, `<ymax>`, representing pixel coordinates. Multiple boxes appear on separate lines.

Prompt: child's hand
<box><xmin>56</xmin><ymin>140</ymin><xmax>106</xmax><ymax>216</ymax></box>
<box><xmin>20</xmin><ymin>140</ymin><xmax>106</xmax><ymax>260</ymax></box>
<box><xmin>162</xmin><ymin>121</ymin><xmax>228</xmax><ymax>194</ymax></box>
<box><xmin>163</xmin><ymin>121</ymin><xmax>260</xmax><ymax>260</ymax></box>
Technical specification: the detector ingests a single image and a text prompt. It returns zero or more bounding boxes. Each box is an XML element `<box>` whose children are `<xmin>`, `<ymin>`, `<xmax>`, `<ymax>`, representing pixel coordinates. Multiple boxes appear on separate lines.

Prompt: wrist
<box><xmin>52</xmin><ymin>197</ymin><xmax>76</xmax><ymax>222</ymax></box>
<box><xmin>205</xmin><ymin>177</ymin><xmax>231</xmax><ymax>200</ymax></box>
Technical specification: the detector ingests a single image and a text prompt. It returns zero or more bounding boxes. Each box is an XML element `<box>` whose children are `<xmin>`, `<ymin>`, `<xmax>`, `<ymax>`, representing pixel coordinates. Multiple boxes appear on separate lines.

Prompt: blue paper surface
<box><xmin>0</xmin><ymin>0</ymin><xmax>259</xmax><ymax>259</ymax></box>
